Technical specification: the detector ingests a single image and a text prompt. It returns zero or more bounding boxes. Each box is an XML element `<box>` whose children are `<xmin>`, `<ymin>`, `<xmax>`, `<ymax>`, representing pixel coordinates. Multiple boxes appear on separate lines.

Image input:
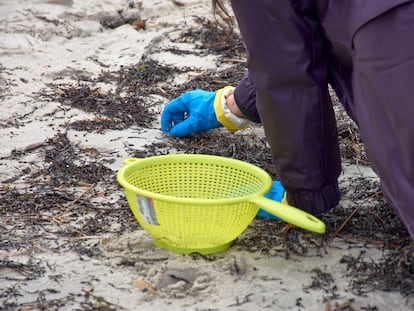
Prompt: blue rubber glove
<box><xmin>161</xmin><ymin>90</ymin><xmax>222</xmax><ymax>137</ymax></box>
<box><xmin>257</xmin><ymin>180</ymin><xmax>286</xmax><ymax>220</ymax></box>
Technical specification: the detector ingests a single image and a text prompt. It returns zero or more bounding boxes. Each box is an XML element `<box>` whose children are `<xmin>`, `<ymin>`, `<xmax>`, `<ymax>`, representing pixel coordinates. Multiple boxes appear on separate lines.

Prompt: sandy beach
<box><xmin>1</xmin><ymin>1</ymin><xmax>413</xmax><ymax>310</ymax></box>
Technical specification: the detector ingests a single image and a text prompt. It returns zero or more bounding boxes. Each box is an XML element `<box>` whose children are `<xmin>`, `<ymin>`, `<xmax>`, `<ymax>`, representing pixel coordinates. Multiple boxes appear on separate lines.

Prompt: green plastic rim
<box><xmin>153</xmin><ymin>238</ymin><xmax>233</xmax><ymax>255</ymax></box>
<box><xmin>117</xmin><ymin>154</ymin><xmax>273</xmax><ymax>205</ymax></box>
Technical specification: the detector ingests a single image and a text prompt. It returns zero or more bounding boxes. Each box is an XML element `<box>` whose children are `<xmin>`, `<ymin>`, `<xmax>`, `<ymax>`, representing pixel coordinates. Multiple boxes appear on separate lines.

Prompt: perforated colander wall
<box><xmin>118</xmin><ymin>155</ymin><xmax>272</xmax><ymax>254</ymax></box>
<box><xmin>125</xmin><ymin>161</ymin><xmax>264</xmax><ymax>199</ymax></box>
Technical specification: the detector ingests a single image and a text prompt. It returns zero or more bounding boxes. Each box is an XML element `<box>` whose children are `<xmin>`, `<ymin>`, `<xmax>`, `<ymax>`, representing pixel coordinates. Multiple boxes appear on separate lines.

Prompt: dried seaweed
<box><xmin>45</xmin><ymin>82</ymin><xmax>156</xmax><ymax>131</ymax></box>
<box><xmin>176</xmin><ymin>17</ymin><xmax>246</xmax><ymax>58</ymax></box>
<box><xmin>39</xmin><ymin>17</ymin><xmax>247</xmax><ymax>134</ymax></box>
<box><xmin>114</xmin><ymin>58</ymin><xmax>186</xmax><ymax>95</ymax></box>
<box><xmin>0</xmin><ymin>258</ymin><xmax>45</xmax><ymax>281</ymax></box>
<box><xmin>341</xmin><ymin>244</ymin><xmax>414</xmax><ymax>296</ymax></box>
<box><xmin>39</xmin><ymin>132</ymin><xmax>114</xmax><ymax>186</ymax></box>
<box><xmin>1</xmin><ymin>15</ymin><xmax>413</xmax><ymax>310</ymax></box>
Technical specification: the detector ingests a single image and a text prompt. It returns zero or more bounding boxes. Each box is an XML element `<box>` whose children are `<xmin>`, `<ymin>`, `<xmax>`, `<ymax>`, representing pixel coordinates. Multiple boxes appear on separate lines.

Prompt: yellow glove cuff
<box><xmin>214</xmin><ymin>86</ymin><xmax>250</xmax><ymax>132</ymax></box>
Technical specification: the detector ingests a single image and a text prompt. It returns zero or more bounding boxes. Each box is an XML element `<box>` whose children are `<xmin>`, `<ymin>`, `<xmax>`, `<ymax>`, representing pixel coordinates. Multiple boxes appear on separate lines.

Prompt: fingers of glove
<box><xmin>161</xmin><ymin>113</ymin><xmax>185</xmax><ymax>132</ymax></box>
<box><xmin>168</xmin><ymin>117</ymin><xmax>198</xmax><ymax>137</ymax></box>
<box><xmin>161</xmin><ymin>96</ymin><xmax>189</xmax><ymax>132</ymax></box>
<box><xmin>265</xmin><ymin>181</ymin><xmax>285</xmax><ymax>201</ymax></box>
<box><xmin>257</xmin><ymin>181</ymin><xmax>285</xmax><ymax>220</ymax></box>
<box><xmin>256</xmin><ymin>209</ymin><xmax>280</xmax><ymax>220</ymax></box>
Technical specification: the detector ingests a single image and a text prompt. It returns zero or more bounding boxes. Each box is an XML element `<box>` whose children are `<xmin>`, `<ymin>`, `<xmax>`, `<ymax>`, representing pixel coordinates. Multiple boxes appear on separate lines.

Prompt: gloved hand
<box><xmin>161</xmin><ymin>87</ymin><xmax>250</xmax><ymax>137</ymax></box>
<box><xmin>257</xmin><ymin>180</ymin><xmax>286</xmax><ymax>220</ymax></box>
<box><xmin>161</xmin><ymin>90</ymin><xmax>222</xmax><ymax>137</ymax></box>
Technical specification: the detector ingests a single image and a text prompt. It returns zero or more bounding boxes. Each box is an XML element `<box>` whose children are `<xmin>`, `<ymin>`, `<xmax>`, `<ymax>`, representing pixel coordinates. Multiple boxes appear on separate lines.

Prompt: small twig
<box><xmin>33</xmin><ymin>244</ymin><xmax>50</xmax><ymax>253</ymax></box>
<box><xmin>82</xmin><ymin>289</ymin><xmax>126</xmax><ymax>310</ymax></box>
<box><xmin>56</xmin><ymin>183</ymin><xmax>95</xmax><ymax>217</ymax></box>
<box><xmin>335</xmin><ymin>235</ymin><xmax>405</xmax><ymax>249</ymax></box>
<box><xmin>3</xmin><ymin>214</ymin><xmax>67</xmax><ymax>223</ymax></box>
<box><xmin>50</xmin><ymin>218</ymin><xmax>88</xmax><ymax>237</ymax></box>
<box><xmin>157</xmin><ymin>86</ymin><xmax>167</xmax><ymax>94</ymax></box>
<box><xmin>227</xmin><ymin>293</ymin><xmax>253</xmax><ymax>307</ymax></box>
<box><xmin>222</xmin><ymin>58</ymin><xmax>245</xmax><ymax>63</ymax></box>
<box><xmin>330</xmin><ymin>206</ymin><xmax>360</xmax><ymax>238</ymax></box>
<box><xmin>24</xmin><ymin>141</ymin><xmax>48</xmax><ymax>152</ymax></box>
<box><xmin>76</xmin><ymin>181</ymin><xmax>94</xmax><ymax>187</ymax></box>
<box><xmin>331</xmin><ymin>191</ymin><xmax>381</xmax><ymax>238</ymax></box>
<box><xmin>64</xmin><ymin>235</ymin><xmax>112</xmax><ymax>242</ymax></box>
<box><xmin>0</xmin><ymin>249</ymin><xmax>31</xmax><ymax>257</ymax></box>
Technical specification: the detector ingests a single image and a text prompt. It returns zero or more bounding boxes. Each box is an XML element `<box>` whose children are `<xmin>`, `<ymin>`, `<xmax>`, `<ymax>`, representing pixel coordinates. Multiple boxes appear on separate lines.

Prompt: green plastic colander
<box><xmin>117</xmin><ymin>154</ymin><xmax>325</xmax><ymax>255</ymax></box>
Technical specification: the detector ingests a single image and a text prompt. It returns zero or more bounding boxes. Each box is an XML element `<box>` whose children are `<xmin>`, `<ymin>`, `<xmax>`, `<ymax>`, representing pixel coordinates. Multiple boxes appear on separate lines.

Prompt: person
<box><xmin>161</xmin><ymin>0</ymin><xmax>414</xmax><ymax>239</ymax></box>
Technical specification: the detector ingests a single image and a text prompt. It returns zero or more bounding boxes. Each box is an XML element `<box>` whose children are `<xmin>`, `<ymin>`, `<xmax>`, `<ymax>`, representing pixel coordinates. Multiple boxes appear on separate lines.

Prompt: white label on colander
<box><xmin>136</xmin><ymin>195</ymin><xmax>159</xmax><ymax>225</ymax></box>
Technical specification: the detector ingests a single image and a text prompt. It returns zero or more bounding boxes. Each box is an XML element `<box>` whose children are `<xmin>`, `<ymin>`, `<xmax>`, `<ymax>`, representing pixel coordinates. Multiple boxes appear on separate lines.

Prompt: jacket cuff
<box><xmin>214</xmin><ymin>87</ymin><xmax>251</xmax><ymax>132</ymax></box>
<box><xmin>233</xmin><ymin>75</ymin><xmax>262</xmax><ymax>123</ymax></box>
<box><xmin>286</xmin><ymin>181</ymin><xmax>340</xmax><ymax>215</ymax></box>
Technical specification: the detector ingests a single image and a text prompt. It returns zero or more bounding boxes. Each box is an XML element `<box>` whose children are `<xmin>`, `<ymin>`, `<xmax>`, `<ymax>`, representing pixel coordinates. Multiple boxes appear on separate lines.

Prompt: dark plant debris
<box><xmin>341</xmin><ymin>244</ymin><xmax>414</xmax><ymax>296</ymax></box>
<box><xmin>40</xmin><ymin>132</ymin><xmax>114</xmax><ymax>186</ymax></box>
<box><xmin>1</xmin><ymin>131</ymin><xmax>137</xmax><ymax>255</ymax></box>
<box><xmin>39</xmin><ymin>17</ymin><xmax>247</xmax><ymax>134</ymax></box>
<box><xmin>173</xmin><ymin>17</ymin><xmax>247</xmax><ymax>57</ymax></box>
<box><xmin>1</xmin><ymin>15</ymin><xmax>413</xmax><ymax>310</ymax></box>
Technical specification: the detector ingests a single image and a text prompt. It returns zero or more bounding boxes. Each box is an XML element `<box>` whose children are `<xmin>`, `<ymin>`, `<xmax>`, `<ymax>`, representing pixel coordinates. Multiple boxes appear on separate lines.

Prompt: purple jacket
<box><xmin>231</xmin><ymin>0</ymin><xmax>414</xmax><ymax>238</ymax></box>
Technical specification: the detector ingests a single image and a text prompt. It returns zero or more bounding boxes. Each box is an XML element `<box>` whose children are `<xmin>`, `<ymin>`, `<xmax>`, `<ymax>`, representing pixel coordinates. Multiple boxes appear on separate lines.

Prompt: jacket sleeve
<box><xmin>230</xmin><ymin>0</ymin><xmax>341</xmax><ymax>215</ymax></box>
<box><xmin>234</xmin><ymin>73</ymin><xmax>261</xmax><ymax>123</ymax></box>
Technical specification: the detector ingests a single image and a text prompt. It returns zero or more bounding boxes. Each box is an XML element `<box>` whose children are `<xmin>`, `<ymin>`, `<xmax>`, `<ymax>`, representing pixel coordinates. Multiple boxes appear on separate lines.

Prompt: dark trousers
<box><xmin>351</xmin><ymin>4</ymin><xmax>414</xmax><ymax>238</ymax></box>
<box><xmin>231</xmin><ymin>0</ymin><xmax>414</xmax><ymax>238</ymax></box>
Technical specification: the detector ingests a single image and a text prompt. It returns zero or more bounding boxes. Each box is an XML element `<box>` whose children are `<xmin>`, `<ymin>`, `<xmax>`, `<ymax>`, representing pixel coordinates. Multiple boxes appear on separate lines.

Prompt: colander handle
<box><xmin>249</xmin><ymin>196</ymin><xmax>326</xmax><ymax>234</ymax></box>
<box><xmin>122</xmin><ymin>158</ymin><xmax>143</xmax><ymax>165</ymax></box>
